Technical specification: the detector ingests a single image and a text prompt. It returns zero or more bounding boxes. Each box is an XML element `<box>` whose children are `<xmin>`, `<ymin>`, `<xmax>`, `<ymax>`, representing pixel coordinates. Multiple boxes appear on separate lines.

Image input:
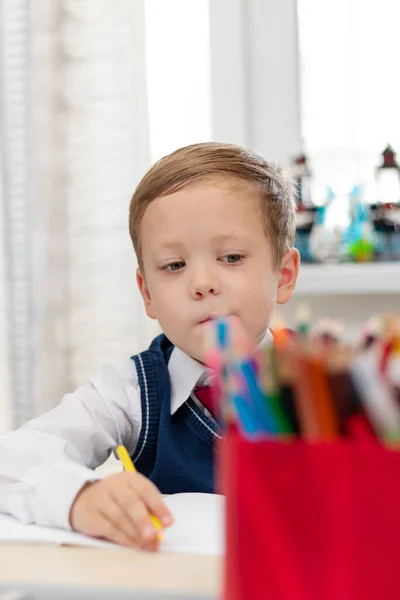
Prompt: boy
<box><xmin>0</xmin><ymin>142</ymin><xmax>299</xmax><ymax>551</ymax></box>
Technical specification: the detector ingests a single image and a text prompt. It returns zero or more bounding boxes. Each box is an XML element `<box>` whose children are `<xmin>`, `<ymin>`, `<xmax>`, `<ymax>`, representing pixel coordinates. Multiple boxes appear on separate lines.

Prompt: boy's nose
<box><xmin>190</xmin><ymin>272</ymin><xmax>220</xmax><ymax>299</ymax></box>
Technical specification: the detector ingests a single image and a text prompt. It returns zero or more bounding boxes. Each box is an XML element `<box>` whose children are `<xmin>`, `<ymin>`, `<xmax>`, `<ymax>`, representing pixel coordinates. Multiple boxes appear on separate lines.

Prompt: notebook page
<box><xmin>162</xmin><ymin>493</ymin><xmax>224</xmax><ymax>555</ymax></box>
<box><xmin>0</xmin><ymin>492</ymin><xmax>224</xmax><ymax>555</ymax></box>
<box><xmin>0</xmin><ymin>513</ymin><xmax>116</xmax><ymax>550</ymax></box>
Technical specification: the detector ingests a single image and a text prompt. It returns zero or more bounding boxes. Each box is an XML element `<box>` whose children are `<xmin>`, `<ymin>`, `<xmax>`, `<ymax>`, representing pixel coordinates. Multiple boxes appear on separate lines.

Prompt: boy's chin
<box><xmin>177</xmin><ymin>345</ymin><xmax>206</xmax><ymax>365</ymax></box>
<box><xmin>186</xmin><ymin>315</ymin><xmax>251</xmax><ymax>363</ymax></box>
<box><xmin>187</xmin><ymin>340</ymin><xmax>208</xmax><ymax>365</ymax></box>
<box><xmin>181</xmin><ymin>331</ymin><xmax>210</xmax><ymax>365</ymax></box>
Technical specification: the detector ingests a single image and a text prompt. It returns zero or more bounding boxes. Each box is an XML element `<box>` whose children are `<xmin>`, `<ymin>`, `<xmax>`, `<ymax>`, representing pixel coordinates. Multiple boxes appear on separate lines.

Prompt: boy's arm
<box><xmin>0</xmin><ymin>359</ymin><xmax>141</xmax><ymax>529</ymax></box>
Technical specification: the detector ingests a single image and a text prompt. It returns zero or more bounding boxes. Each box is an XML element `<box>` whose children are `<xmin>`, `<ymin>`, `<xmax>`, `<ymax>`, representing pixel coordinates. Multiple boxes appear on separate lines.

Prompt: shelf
<box><xmin>295</xmin><ymin>262</ymin><xmax>400</xmax><ymax>295</ymax></box>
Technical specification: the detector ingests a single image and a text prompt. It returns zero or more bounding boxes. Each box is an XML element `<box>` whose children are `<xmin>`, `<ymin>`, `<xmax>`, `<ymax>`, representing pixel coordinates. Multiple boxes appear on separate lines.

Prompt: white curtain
<box><xmin>0</xmin><ymin>0</ymin><xmax>158</xmax><ymax>430</ymax></box>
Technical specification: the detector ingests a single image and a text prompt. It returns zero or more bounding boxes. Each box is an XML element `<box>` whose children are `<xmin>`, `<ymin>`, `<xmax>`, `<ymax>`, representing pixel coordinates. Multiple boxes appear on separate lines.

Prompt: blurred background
<box><xmin>1</xmin><ymin>0</ymin><xmax>400</xmax><ymax>431</ymax></box>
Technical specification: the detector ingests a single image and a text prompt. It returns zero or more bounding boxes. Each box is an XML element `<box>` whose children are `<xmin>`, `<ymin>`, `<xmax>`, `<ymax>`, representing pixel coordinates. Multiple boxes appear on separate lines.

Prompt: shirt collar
<box><xmin>168</xmin><ymin>346</ymin><xmax>207</xmax><ymax>415</ymax></box>
<box><xmin>168</xmin><ymin>328</ymin><xmax>273</xmax><ymax>415</ymax></box>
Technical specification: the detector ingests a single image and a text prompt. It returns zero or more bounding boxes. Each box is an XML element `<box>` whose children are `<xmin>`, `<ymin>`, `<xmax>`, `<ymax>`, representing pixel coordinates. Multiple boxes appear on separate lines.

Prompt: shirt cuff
<box><xmin>22</xmin><ymin>460</ymin><xmax>101</xmax><ymax>530</ymax></box>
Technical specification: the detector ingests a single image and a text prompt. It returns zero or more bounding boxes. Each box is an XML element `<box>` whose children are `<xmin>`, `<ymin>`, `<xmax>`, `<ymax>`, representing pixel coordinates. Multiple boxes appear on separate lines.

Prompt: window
<box><xmin>297</xmin><ymin>0</ymin><xmax>400</xmax><ymax>196</ymax></box>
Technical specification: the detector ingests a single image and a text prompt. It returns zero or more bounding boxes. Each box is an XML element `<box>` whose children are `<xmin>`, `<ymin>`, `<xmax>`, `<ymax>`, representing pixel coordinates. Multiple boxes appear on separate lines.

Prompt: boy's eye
<box><xmin>165</xmin><ymin>261</ymin><xmax>185</xmax><ymax>272</ymax></box>
<box><xmin>221</xmin><ymin>254</ymin><xmax>243</xmax><ymax>264</ymax></box>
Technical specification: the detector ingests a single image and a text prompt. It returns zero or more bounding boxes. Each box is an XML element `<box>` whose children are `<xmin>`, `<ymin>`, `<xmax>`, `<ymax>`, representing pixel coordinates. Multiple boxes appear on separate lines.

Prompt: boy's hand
<box><xmin>69</xmin><ymin>471</ymin><xmax>173</xmax><ymax>551</ymax></box>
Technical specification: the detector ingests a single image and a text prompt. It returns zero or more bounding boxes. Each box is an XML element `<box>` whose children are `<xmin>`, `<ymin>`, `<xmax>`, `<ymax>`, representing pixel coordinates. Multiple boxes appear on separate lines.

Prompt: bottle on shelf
<box><xmin>345</xmin><ymin>186</ymin><xmax>376</xmax><ymax>262</ymax></box>
<box><xmin>308</xmin><ymin>188</ymin><xmax>346</xmax><ymax>263</ymax></box>
<box><xmin>292</xmin><ymin>153</ymin><xmax>317</xmax><ymax>263</ymax></box>
<box><xmin>371</xmin><ymin>145</ymin><xmax>400</xmax><ymax>261</ymax></box>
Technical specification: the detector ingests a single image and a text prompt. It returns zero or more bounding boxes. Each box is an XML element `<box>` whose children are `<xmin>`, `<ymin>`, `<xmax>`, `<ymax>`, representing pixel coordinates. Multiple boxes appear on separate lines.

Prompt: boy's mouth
<box><xmin>198</xmin><ymin>317</ymin><xmax>213</xmax><ymax>325</ymax></box>
<box><xmin>197</xmin><ymin>312</ymin><xmax>231</xmax><ymax>325</ymax></box>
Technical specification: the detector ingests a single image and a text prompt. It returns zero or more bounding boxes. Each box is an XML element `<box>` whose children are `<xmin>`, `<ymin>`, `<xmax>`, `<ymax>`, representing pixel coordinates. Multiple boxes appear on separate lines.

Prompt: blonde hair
<box><xmin>129</xmin><ymin>142</ymin><xmax>296</xmax><ymax>271</ymax></box>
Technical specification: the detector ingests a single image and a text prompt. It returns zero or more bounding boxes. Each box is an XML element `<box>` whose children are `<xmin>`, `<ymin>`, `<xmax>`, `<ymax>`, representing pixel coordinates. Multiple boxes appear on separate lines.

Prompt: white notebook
<box><xmin>0</xmin><ymin>493</ymin><xmax>224</xmax><ymax>556</ymax></box>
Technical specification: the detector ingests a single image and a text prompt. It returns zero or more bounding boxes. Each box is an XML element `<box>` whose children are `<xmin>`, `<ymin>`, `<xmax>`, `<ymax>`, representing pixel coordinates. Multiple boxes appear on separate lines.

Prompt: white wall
<box><xmin>144</xmin><ymin>0</ymin><xmax>212</xmax><ymax>162</ymax></box>
<box><xmin>209</xmin><ymin>0</ymin><xmax>301</xmax><ymax>166</ymax></box>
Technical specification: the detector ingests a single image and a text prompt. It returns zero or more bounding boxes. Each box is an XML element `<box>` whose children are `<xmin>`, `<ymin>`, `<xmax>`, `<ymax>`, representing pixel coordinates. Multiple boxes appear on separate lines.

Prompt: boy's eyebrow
<box><xmin>153</xmin><ymin>233</ymin><xmax>249</xmax><ymax>252</ymax></box>
<box><xmin>152</xmin><ymin>240</ymin><xmax>185</xmax><ymax>253</ymax></box>
<box><xmin>153</xmin><ymin>233</ymin><xmax>247</xmax><ymax>251</ymax></box>
<box><xmin>212</xmin><ymin>233</ymin><xmax>247</xmax><ymax>243</ymax></box>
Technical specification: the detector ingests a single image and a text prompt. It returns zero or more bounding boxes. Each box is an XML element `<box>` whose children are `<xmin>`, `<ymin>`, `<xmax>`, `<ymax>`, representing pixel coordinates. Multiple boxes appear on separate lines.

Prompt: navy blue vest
<box><xmin>130</xmin><ymin>334</ymin><xmax>221</xmax><ymax>494</ymax></box>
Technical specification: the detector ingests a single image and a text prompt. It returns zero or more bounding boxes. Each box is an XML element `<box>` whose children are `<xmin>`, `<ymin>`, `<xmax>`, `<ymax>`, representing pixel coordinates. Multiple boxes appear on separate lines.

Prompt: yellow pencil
<box><xmin>116</xmin><ymin>445</ymin><xmax>163</xmax><ymax>537</ymax></box>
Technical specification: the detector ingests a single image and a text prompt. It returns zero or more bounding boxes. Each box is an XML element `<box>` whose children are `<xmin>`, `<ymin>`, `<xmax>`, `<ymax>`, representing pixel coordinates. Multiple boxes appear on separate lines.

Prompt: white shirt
<box><xmin>0</xmin><ymin>347</ymin><xmax>208</xmax><ymax>530</ymax></box>
<box><xmin>0</xmin><ymin>332</ymin><xmax>272</xmax><ymax>530</ymax></box>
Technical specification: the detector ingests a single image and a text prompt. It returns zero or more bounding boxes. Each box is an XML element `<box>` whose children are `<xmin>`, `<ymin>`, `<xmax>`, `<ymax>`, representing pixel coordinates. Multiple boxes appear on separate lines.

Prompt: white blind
<box><xmin>0</xmin><ymin>113</ymin><xmax>12</xmax><ymax>433</ymax></box>
<box><xmin>0</xmin><ymin>0</ymin><xmax>33</xmax><ymax>429</ymax></box>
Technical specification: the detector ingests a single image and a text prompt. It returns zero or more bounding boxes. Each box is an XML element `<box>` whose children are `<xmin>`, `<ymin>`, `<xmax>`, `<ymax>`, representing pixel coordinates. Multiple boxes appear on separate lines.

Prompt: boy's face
<box><xmin>137</xmin><ymin>181</ymin><xmax>299</xmax><ymax>363</ymax></box>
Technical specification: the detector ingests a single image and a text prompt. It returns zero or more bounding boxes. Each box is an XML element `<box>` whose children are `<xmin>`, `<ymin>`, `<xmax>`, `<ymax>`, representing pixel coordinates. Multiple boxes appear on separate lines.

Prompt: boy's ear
<box><xmin>276</xmin><ymin>248</ymin><xmax>300</xmax><ymax>305</ymax></box>
<box><xmin>136</xmin><ymin>268</ymin><xmax>157</xmax><ymax>319</ymax></box>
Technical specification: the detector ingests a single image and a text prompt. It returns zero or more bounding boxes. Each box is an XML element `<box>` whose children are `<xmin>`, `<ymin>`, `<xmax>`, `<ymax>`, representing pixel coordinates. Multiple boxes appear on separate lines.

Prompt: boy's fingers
<box><xmin>111</xmin><ymin>486</ymin><xmax>163</xmax><ymax>546</ymax></box>
<box><xmin>99</xmin><ymin>497</ymin><xmax>139</xmax><ymax>544</ymax></box>
<box><xmin>128</xmin><ymin>474</ymin><xmax>174</xmax><ymax>527</ymax></box>
<box><xmin>109</xmin><ymin>488</ymin><xmax>154</xmax><ymax>542</ymax></box>
<box><xmin>99</xmin><ymin>515</ymin><xmax>139</xmax><ymax>547</ymax></box>
<box><xmin>104</xmin><ymin>491</ymin><xmax>161</xmax><ymax>552</ymax></box>
<box><xmin>125</xmin><ymin>498</ymin><xmax>160</xmax><ymax>543</ymax></box>
<box><xmin>140</xmin><ymin>536</ymin><xmax>160</xmax><ymax>552</ymax></box>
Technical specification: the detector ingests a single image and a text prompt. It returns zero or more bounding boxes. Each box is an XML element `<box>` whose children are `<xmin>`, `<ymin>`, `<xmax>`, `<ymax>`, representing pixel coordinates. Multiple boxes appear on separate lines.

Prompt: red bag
<box><xmin>220</xmin><ymin>427</ymin><xmax>400</xmax><ymax>600</ymax></box>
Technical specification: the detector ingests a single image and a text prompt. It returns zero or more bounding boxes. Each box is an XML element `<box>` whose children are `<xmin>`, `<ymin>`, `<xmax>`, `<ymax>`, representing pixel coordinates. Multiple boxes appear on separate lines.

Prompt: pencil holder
<box><xmin>220</xmin><ymin>427</ymin><xmax>400</xmax><ymax>600</ymax></box>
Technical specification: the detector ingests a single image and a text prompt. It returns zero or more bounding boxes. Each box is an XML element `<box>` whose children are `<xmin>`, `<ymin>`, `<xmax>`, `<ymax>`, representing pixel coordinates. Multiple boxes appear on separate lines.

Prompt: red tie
<box><xmin>194</xmin><ymin>385</ymin><xmax>216</xmax><ymax>419</ymax></box>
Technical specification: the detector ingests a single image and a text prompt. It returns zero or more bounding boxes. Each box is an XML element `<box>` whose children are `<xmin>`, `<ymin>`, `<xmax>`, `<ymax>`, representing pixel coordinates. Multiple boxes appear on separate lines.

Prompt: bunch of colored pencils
<box><xmin>207</xmin><ymin>313</ymin><xmax>400</xmax><ymax>446</ymax></box>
